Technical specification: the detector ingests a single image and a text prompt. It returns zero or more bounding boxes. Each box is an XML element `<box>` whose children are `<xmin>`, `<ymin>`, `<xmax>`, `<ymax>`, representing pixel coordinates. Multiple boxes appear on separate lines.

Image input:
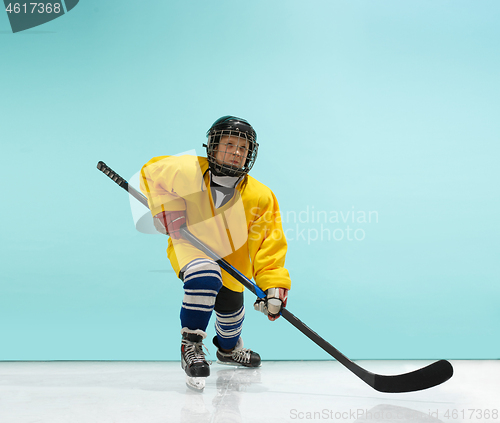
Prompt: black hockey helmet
<box><xmin>204</xmin><ymin>116</ymin><xmax>259</xmax><ymax>177</ymax></box>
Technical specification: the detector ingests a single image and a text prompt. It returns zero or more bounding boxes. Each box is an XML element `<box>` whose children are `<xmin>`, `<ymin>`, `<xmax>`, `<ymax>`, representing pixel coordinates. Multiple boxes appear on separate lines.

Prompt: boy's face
<box><xmin>215</xmin><ymin>135</ymin><xmax>250</xmax><ymax>170</ymax></box>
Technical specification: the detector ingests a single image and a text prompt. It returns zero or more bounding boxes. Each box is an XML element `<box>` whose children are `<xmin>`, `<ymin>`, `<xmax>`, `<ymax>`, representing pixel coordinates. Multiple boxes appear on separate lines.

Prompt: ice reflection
<box><xmin>181</xmin><ymin>367</ymin><xmax>262</xmax><ymax>423</ymax></box>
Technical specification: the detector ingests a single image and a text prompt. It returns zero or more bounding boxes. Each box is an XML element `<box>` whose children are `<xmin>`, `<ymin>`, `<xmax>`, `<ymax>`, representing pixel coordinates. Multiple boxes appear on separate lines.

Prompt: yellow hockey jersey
<box><xmin>140</xmin><ymin>155</ymin><xmax>291</xmax><ymax>293</ymax></box>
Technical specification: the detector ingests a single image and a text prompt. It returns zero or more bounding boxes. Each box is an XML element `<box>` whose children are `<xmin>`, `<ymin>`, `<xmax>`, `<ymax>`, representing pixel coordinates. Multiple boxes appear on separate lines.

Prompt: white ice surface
<box><xmin>0</xmin><ymin>360</ymin><xmax>498</xmax><ymax>423</ymax></box>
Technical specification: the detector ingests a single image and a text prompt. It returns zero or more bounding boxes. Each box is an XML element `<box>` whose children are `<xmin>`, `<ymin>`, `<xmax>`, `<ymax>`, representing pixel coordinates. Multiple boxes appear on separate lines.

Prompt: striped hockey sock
<box><xmin>215</xmin><ymin>306</ymin><xmax>245</xmax><ymax>350</ymax></box>
<box><xmin>180</xmin><ymin>258</ymin><xmax>222</xmax><ymax>331</ymax></box>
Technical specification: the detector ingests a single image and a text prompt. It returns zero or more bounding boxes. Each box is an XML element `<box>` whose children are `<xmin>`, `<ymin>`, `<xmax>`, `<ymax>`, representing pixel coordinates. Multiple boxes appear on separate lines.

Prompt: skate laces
<box><xmin>231</xmin><ymin>347</ymin><xmax>252</xmax><ymax>364</ymax></box>
<box><xmin>182</xmin><ymin>339</ymin><xmax>209</xmax><ymax>365</ymax></box>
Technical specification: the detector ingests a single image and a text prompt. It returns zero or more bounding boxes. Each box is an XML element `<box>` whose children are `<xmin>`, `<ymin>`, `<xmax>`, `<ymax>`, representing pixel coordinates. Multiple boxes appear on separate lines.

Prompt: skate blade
<box><xmin>185</xmin><ymin>376</ymin><xmax>206</xmax><ymax>391</ymax></box>
<box><xmin>216</xmin><ymin>360</ymin><xmax>261</xmax><ymax>368</ymax></box>
<box><xmin>217</xmin><ymin>360</ymin><xmax>242</xmax><ymax>366</ymax></box>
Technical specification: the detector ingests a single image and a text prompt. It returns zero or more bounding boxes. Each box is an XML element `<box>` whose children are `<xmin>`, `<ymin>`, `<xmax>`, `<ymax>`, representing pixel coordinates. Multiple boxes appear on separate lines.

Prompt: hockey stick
<box><xmin>96</xmin><ymin>161</ymin><xmax>453</xmax><ymax>393</ymax></box>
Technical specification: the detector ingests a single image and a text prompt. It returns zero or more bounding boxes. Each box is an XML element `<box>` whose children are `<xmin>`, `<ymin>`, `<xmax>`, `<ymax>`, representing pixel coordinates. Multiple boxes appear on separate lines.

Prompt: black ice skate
<box><xmin>213</xmin><ymin>336</ymin><xmax>261</xmax><ymax>368</ymax></box>
<box><xmin>181</xmin><ymin>329</ymin><xmax>210</xmax><ymax>390</ymax></box>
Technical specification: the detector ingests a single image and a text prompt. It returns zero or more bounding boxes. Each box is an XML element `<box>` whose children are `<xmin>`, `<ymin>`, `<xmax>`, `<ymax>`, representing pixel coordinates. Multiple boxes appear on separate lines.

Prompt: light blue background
<box><xmin>1</xmin><ymin>0</ymin><xmax>498</xmax><ymax>361</ymax></box>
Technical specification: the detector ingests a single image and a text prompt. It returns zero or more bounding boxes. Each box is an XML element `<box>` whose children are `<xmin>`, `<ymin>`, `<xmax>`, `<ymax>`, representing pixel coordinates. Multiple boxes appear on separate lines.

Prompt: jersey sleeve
<box><xmin>247</xmin><ymin>191</ymin><xmax>291</xmax><ymax>292</ymax></box>
<box><xmin>140</xmin><ymin>156</ymin><xmax>187</xmax><ymax>216</ymax></box>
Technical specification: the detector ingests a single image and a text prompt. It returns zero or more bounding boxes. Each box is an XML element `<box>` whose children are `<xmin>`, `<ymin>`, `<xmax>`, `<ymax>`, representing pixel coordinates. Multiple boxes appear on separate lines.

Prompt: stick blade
<box><xmin>373</xmin><ymin>360</ymin><xmax>453</xmax><ymax>393</ymax></box>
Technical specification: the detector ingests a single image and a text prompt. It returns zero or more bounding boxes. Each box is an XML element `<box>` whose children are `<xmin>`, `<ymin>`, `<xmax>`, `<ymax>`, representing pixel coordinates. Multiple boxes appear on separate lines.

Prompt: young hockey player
<box><xmin>140</xmin><ymin>116</ymin><xmax>291</xmax><ymax>389</ymax></box>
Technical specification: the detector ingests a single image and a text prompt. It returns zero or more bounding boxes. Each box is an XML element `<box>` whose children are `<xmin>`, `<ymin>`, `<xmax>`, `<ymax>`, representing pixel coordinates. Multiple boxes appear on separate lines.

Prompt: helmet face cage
<box><xmin>206</xmin><ymin>118</ymin><xmax>258</xmax><ymax>177</ymax></box>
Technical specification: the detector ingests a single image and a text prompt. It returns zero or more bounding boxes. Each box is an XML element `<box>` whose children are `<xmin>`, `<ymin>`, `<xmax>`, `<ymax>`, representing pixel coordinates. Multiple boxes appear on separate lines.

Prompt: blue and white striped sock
<box><xmin>180</xmin><ymin>258</ymin><xmax>222</xmax><ymax>331</ymax></box>
<box><xmin>215</xmin><ymin>306</ymin><xmax>245</xmax><ymax>350</ymax></box>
